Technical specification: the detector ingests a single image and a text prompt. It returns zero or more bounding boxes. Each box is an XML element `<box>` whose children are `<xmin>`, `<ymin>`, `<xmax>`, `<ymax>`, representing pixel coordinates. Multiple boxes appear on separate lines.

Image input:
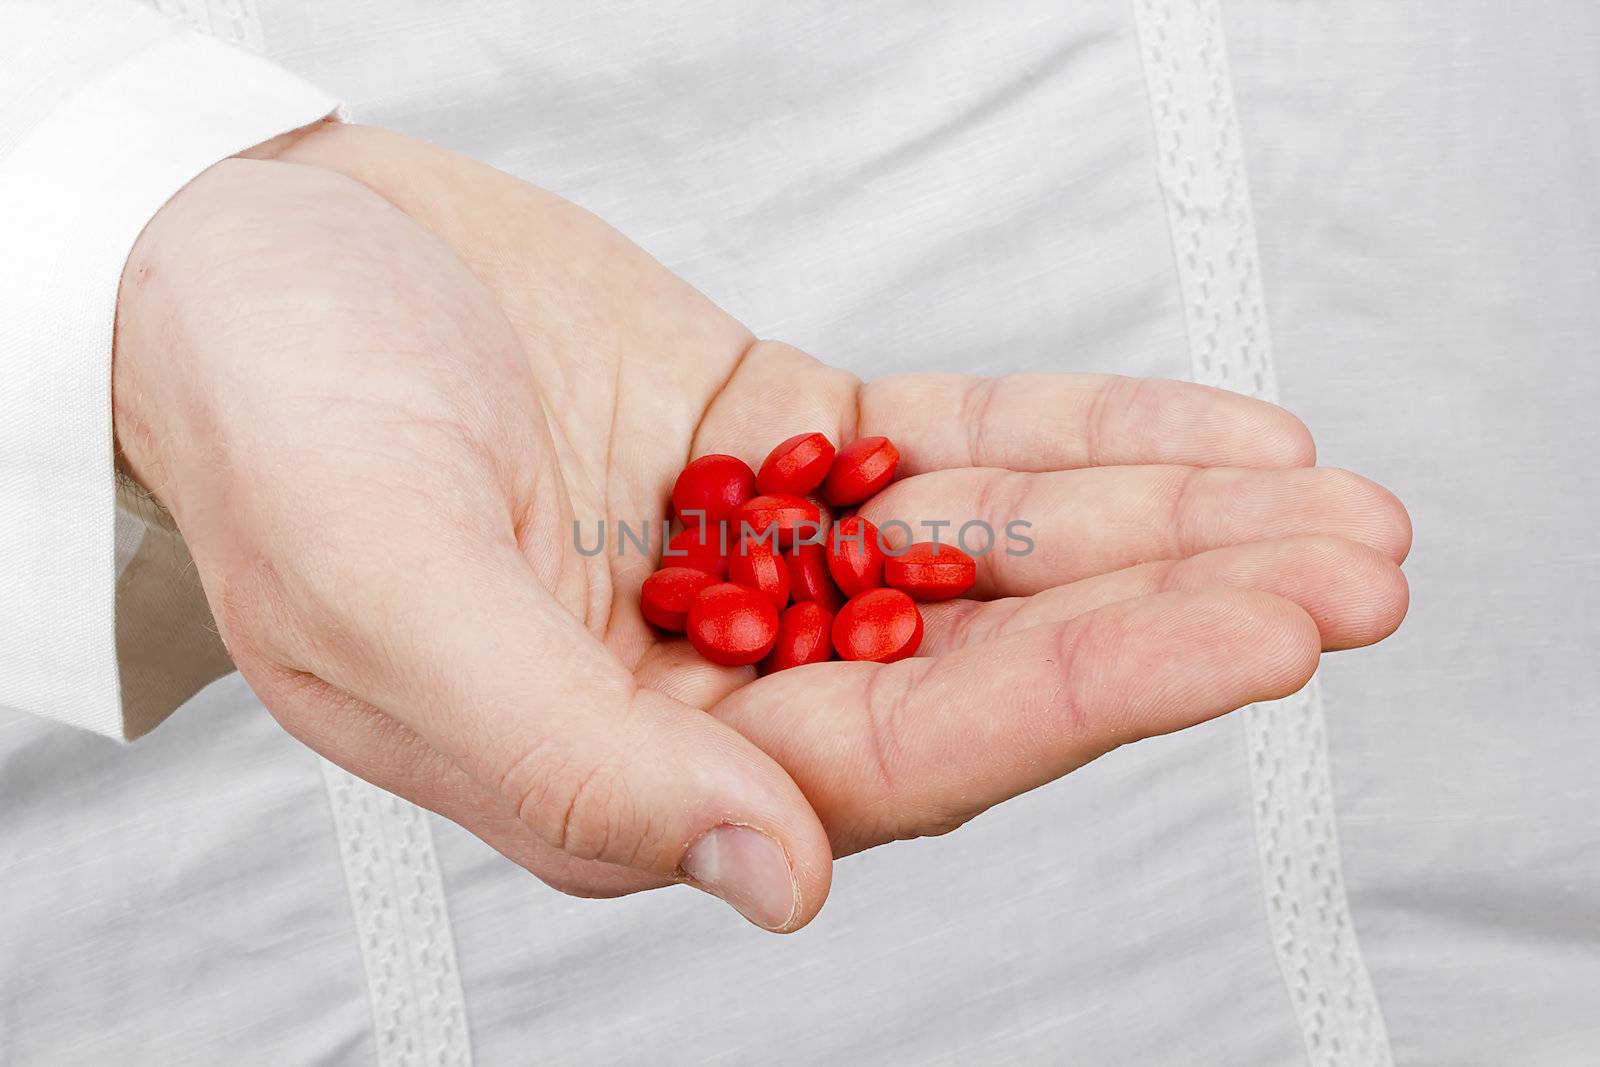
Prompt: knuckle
<box><xmin>505</xmin><ymin>741</ymin><xmax>602</xmax><ymax>856</ymax></box>
<box><xmin>552</xmin><ymin>762</ymin><xmax>622</xmax><ymax>862</ymax></box>
<box><xmin>1165</xmin><ymin>466</ymin><xmax>1209</xmax><ymax>557</ymax></box>
<box><xmin>977</xmin><ymin>469</ymin><xmax>1032</xmax><ymax>530</ymax></box>
<box><xmin>857</xmin><ymin>664</ymin><xmax>922</xmax><ymax>800</ymax></box>
<box><xmin>498</xmin><ymin>736</ymin><xmax>565</xmax><ymax>824</ymax></box>
<box><xmin>838</xmin><ymin>798</ymin><xmax>973</xmax><ymax>855</ymax></box>
<box><xmin>959</xmin><ymin>376</ymin><xmax>1002</xmax><ymax>467</ymax></box>
<box><xmin>503</xmin><ymin>735</ymin><xmax>651</xmax><ymax>867</ymax></box>
<box><xmin>719</xmin><ymin>339</ymin><xmax>862</xmax><ymax>447</ymax></box>
<box><xmin>1047</xmin><ymin>616</ymin><xmax>1100</xmax><ymax>744</ymax></box>
<box><xmin>915</xmin><ymin>805</ymin><xmax>978</xmax><ymax>840</ymax></box>
<box><xmin>1088</xmin><ymin>374</ymin><xmax>1140</xmax><ymax>465</ymax></box>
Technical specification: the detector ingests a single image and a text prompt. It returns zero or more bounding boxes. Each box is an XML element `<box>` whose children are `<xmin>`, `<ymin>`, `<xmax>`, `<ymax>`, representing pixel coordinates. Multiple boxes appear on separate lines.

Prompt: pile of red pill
<box><xmin>640</xmin><ymin>433</ymin><xmax>978</xmax><ymax>671</ymax></box>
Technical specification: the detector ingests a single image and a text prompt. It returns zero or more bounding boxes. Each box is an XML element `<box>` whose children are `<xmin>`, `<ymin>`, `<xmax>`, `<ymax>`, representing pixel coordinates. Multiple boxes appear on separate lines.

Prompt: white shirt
<box><xmin>1</xmin><ymin>1</ymin><xmax>1596</xmax><ymax>1064</ymax></box>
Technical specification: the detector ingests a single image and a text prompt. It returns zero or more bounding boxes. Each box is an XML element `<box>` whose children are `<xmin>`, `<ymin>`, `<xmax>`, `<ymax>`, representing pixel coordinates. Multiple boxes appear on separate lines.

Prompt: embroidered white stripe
<box><xmin>152</xmin><ymin>0</ymin><xmax>265</xmax><ymax>52</ymax></box>
<box><xmin>1129</xmin><ymin>2</ymin><xmax>1393</xmax><ymax>1064</ymax></box>
<box><xmin>144</xmin><ymin>3</ymin><xmax>473</xmax><ymax>1063</ymax></box>
<box><xmin>321</xmin><ymin>764</ymin><xmax>473</xmax><ymax>1067</ymax></box>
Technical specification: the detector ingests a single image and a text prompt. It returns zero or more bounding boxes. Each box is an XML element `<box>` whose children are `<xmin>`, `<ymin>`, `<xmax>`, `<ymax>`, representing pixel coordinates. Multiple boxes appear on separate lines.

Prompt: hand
<box><xmin>114</xmin><ymin>123</ymin><xmax>1410</xmax><ymax>931</ymax></box>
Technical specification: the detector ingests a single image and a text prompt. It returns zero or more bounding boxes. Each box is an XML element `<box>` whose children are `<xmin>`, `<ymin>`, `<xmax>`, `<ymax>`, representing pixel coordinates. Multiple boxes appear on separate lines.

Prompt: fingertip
<box><xmin>1257</xmin><ymin>534</ymin><xmax>1410</xmax><ymax>650</ymax></box>
<box><xmin>1322</xmin><ymin>468</ymin><xmax>1413</xmax><ymax>563</ymax></box>
<box><xmin>1266</xmin><ymin>594</ymin><xmax>1324</xmax><ymax>695</ymax></box>
<box><xmin>1377</xmin><ymin>562</ymin><xmax>1412</xmax><ymax>641</ymax></box>
<box><xmin>1199</xmin><ymin>587</ymin><xmax>1322</xmax><ymax>700</ymax></box>
<box><xmin>1180</xmin><ymin>385</ymin><xmax>1317</xmax><ymax>468</ymax></box>
<box><xmin>1350</xmin><ymin>550</ymin><xmax>1411</xmax><ymax>648</ymax></box>
<box><xmin>680</xmin><ymin>822</ymin><xmax>823</xmax><ymax>933</ymax></box>
<box><xmin>662</xmin><ymin>697</ymin><xmax>836</xmax><ymax>932</ymax></box>
<box><xmin>1383</xmin><ymin>486</ymin><xmax>1415</xmax><ymax>564</ymax></box>
<box><xmin>759</xmin><ymin>801</ymin><xmax>835</xmax><ymax>933</ymax></box>
<box><xmin>683</xmin><ymin>823</ymin><xmax>832</xmax><ymax>933</ymax></box>
<box><xmin>1311</xmin><ymin>537</ymin><xmax>1411</xmax><ymax>650</ymax></box>
<box><xmin>1265</xmin><ymin>407</ymin><xmax>1318</xmax><ymax>469</ymax></box>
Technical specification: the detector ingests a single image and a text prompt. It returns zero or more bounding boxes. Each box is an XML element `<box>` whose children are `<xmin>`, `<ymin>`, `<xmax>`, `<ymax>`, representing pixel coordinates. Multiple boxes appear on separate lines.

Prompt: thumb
<box><xmin>263</xmin><ymin>529</ymin><xmax>833</xmax><ymax>932</ymax></box>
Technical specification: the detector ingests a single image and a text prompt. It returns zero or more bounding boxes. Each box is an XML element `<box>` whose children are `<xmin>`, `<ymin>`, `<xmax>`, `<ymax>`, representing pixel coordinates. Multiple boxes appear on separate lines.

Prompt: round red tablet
<box><xmin>784</xmin><ymin>542</ymin><xmax>846</xmax><ymax>613</ymax></box>
<box><xmin>672</xmin><ymin>454</ymin><xmax>755</xmax><ymax>527</ymax></box>
<box><xmin>687</xmin><ymin>582</ymin><xmax>781</xmax><ymax>666</ymax></box>
<box><xmin>640</xmin><ymin>567</ymin><xmax>720</xmax><ymax>632</ymax></box>
<box><xmin>884</xmin><ymin>542</ymin><xmax>977</xmax><ymax>601</ymax></box>
<box><xmin>763</xmin><ymin>602</ymin><xmax>834</xmax><ymax>673</ymax></box>
<box><xmin>736</xmin><ymin>494</ymin><xmax>823</xmax><ymax>548</ymax></box>
<box><xmin>756</xmin><ymin>432</ymin><xmax>836</xmax><ymax>497</ymax></box>
<box><xmin>663</xmin><ymin>524</ymin><xmax>730</xmax><ymax>577</ymax></box>
<box><xmin>833</xmin><ymin>588</ymin><xmax>923</xmax><ymax>663</ymax></box>
<box><xmin>826</xmin><ymin>515</ymin><xmax>886</xmax><ymax>596</ymax></box>
<box><xmin>821</xmin><ymin>436</ymin><xmax>899</xmax><ymax>506</ymax></box>
<box><xmin>728</xmin><ymin>537</ymin><xmax>791</xmax><ymax>610</ymax></box>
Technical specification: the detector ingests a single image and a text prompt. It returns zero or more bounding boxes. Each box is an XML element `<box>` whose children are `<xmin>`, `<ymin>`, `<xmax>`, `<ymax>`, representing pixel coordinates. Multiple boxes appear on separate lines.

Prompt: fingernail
<box><xmin>680</xmin><ymin>824</ymin><xmax>798</xmax><ymax>931</ymax></box>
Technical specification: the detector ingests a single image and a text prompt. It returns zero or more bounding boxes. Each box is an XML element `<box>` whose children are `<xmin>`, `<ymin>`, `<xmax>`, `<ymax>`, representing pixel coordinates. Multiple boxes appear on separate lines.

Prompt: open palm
<box><xmin>116</xmin><ymin>123</ymin><xmax>1408</xmax><ymax>931</ymax></box>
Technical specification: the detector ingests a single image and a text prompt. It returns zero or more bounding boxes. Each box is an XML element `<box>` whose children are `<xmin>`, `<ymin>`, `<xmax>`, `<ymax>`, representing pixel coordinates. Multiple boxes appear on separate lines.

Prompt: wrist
<box><xmin>111</xmin><ymin>179</ymin><xmax>184</xmax><ymax>506</ymax></box>
<box><xmin>112</xmin><ymin>123</ymin><xmax>338</xmax><ymax>504</ymax></box>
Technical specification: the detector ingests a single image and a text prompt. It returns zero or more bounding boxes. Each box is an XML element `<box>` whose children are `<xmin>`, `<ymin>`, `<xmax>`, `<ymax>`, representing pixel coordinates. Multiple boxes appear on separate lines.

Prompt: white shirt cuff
<box><xmin>0</xmin><ymin>2</ymin><xmax>340</xmax><ymax>740</ymax></box>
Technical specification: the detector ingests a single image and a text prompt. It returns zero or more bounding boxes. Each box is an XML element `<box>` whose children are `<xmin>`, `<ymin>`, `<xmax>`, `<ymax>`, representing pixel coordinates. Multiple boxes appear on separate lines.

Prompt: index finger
<box><xmin>859</xmin><ymin>372</ymin><xmax>1315</xmax><ymax>475</ymax></box>
<box><xmin>692</xmin><ymin>344</ymin><xmax>1314</xmax><ymax>477</ymax></box>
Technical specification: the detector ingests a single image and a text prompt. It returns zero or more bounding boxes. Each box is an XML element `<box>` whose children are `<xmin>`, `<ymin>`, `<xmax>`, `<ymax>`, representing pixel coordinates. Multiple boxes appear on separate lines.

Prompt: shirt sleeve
<box><xmin>0</xmin><ymin>0</ymin><xmax>341</xmax><ymax>741</ymax></box>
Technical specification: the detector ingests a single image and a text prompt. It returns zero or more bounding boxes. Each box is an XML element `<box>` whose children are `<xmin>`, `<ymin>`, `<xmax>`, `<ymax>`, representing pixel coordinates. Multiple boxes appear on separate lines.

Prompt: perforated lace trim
<box><xmin>1130</xmin><ymin>2</ymin><xmax>1393</xmax><ymax>1063</ymax></box>
<box><xmin>151</xmin><ymin>0</ymin><xmax>264</xmax><ymax>52</ymax></box>
<box><xmin>321</xmin><ymin>765</ymin><xmax>473</xmax><ymax>1067</ymax></box>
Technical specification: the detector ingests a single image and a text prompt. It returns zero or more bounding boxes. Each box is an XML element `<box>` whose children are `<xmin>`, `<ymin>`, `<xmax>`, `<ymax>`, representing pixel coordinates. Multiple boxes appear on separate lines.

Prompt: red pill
<box><xmin>884</xmin><ymin>541</ymin><xmax>977</xmax><ymax>601</ymax></box>
<box><xmin>826</xmin><ymin>515</ymin><xmax>886</xmax><ymax>596</ymax></box>
<box><xmin>756</xmin><ymin>432</ymin><xmax>836</xmax><ymax>497</ymax></box>
<box><xmin>784</xmin><ymin>542</ymin><xmax>846</xmax><ymax>613</ymax></box>
<box><xmin>728</xmin><ymin>537</ymin><xmax>790</xmax><ymax>610</ymax></box>
<box><xmin>673</xmin><ymin>454</ymin><xmax>755</xmax><ymax>527</ymax></box>
<box><xmin>833</xmin><ymin>588</ymin><xmax>923</xmax><ymax>663</ymax></box>
<box><xmin>687</xmin><ymin>582</ymin><xmax>781</xmax><ymax>666</ymax></box>
<box><xmin>763</xmin><ymin>602</ymin><xmax>834</xmax><ymax>673</ymax></box>
<box><xmin>736</xmin><ymin>494</ymin><xmax>824</xmax><ymax>548</ymax></box>
<box><xmin>663</xmin><ymin>524</ymin><xmax>730</xmax><ymax>577</ymax></box>
<box><xmin>640</xmin><ymin>567</ymin><xmax>720</xmax><ymax>632</ymax></box>
<box><xmin>821</xmin><ymin>436</ymin><xmax>899</xmax><ymax>506</ymax></box>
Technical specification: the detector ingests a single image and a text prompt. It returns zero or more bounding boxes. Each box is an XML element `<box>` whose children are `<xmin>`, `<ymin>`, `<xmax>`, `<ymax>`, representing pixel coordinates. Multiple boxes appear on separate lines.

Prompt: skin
<box><xmin>113</xmin><ymin>122</ymin><xmax>1411</xmax><ymax>932</ymax></box>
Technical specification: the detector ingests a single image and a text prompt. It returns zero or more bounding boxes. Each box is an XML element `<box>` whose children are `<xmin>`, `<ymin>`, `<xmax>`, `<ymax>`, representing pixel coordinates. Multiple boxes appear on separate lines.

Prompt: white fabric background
<box><xmin>1</xmin><ymin>1</ymin><xmax>1596</xmax><ymax>1064</ymax></box>
<box><xmin>1230</xmin><ymin>4</ymin><xmax>1600</xmax><ymax>1062</ymax></box>
<box><xmin>0</xmin><ymin>675</ymin><xmax>375</xmax><ymax>1063</ymax></box>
